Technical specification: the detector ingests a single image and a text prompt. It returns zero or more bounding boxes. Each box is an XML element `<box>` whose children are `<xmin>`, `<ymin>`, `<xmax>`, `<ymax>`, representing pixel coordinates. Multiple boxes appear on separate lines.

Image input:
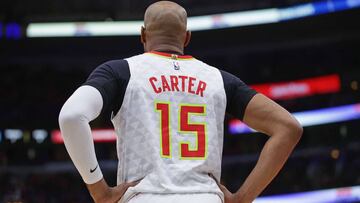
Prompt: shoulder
<box><xmin>124</xmin><ymin>53</ymin><xmax>149</xmax><ymax>63</ymax></box>
<box><xmin>84</xmin><ymin>59</ymin><xmax>132</xmax><ymax>113</ymax></box>
<box><xmin>95</xmin><ymin>59</ymin><xmax>130</xmax><ymax>79</ymax></box>
<box><xmin>195</xmin><ymin>60</ymin><xmax>241</xmax><ymax>84</ymax></box>
<box><xmin>192</xmin><ymin>58</ymin><xmax>223</xmax><ymax>75</ymax></box>
<box><xmin>102</xmin><ymin>59</ymin><xmax>129</xmax><ymax>70</ymax></box>
<box><xmin>84</xmin><ymin>59</ymin><xmax>130</xmax><ymax>88</ymax></box>
<box><xmin>219</xmin><ymin>70</ymin><xmax>242</xmax><ymax>84</ymax></box>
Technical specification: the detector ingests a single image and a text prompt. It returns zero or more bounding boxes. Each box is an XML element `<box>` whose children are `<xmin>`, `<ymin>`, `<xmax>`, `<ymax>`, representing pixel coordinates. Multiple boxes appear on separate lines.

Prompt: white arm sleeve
<box><xmin>58</xmin><ymin>85</ymin><xmax>104</xmax><ymax>184</ymax></box>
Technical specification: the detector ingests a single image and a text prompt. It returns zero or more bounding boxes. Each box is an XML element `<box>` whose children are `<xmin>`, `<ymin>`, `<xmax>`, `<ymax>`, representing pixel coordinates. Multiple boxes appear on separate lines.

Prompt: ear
<box><xmin>141</xmin><ymin>26</ymin><xmax>146</xmax><ymax>44</ymax></box>
<box><xmin>184</xmin><ymin>30</ymin><xmax>191</xmax><ymax>47</ymax></box>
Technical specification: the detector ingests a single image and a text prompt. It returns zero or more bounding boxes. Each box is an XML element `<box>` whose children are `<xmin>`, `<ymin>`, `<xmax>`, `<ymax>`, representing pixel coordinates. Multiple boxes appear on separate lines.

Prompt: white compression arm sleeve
<box><xmin>58</xmin><ymin>85</ymin><xmax>104</xmax><ymax>184</ymax></box>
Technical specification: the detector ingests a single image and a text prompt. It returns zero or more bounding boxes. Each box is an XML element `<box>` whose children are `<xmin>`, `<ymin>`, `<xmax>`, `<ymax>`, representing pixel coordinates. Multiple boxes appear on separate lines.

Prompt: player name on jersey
<box><xmin>149</xmin><ymin>75</ymin><xmax>207</xmax><ymax>97</ymax></box>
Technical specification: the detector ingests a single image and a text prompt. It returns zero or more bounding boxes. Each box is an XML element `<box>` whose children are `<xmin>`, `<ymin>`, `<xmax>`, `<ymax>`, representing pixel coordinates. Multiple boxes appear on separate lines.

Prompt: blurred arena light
<box><xmin>251</xmin><ymin>74</ymin><xmax>340</xmax><ymax>100</ymax></box>
<box><xmin>229</xmin><ymin>103</ymin><xmax>360</xmax><ymax>134</ymax></box>
<box><xmin>4</xmin><ymin>129</ymin><xmax>23</xmax><ymax>143</ymax></box>
<box><xmin>254</xmin><ymin>185</ymin><xmax>360</xmax><ymax>203</ymax></box>
<box><xmin>51</xmin><ymin>129</ymin><xmax>116</xmax><ymax>143</ymax></box>
<box><xmin>351</xmin><ymin>81</ymin><xmax>358</xmax><ymax>90</ymax></box>
<box><xmin>0</xmin><ymin>22</ymin><xmax>22</xmax><ymax>40</ymax></box>
<box><xmin>32</xmin><ymin>129</ymin><xmax>48</xmax><ymax>144</ymax></box>
<box><xmin>27</xmin><ymin>0</ymin><xmax>360</xmax><ymax>37</ymax></box>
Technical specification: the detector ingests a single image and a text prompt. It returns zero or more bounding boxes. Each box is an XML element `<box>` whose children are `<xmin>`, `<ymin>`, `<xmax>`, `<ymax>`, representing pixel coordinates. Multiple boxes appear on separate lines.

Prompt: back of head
<box><xmin>142</xmin><ymin>1</ymin><xmax>190</xmax><ymax>54</ymax></box>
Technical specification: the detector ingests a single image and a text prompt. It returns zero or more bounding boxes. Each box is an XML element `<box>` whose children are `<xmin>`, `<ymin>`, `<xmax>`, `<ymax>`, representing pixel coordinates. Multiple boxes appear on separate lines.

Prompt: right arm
<box><xmin>234</xmin><ymin>94</ymin><xmax>302</xmax><ymax>203</ymax></box>
<box><xmin>218</xmin><ymin>71</ymin><xmax>302</xmax><ymax>203</ymax></box>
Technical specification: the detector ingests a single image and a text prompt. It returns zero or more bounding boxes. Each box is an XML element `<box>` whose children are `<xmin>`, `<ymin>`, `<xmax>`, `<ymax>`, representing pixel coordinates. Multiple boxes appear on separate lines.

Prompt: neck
<box><xmin>146</xmin><ymin>40</ymin><xmax>184</xmax><ymax>55</ymax></box>
<box><xmin>153</xmin><ymin>49</ymin><xmax>183</xmax><ymax>55</ymax></box>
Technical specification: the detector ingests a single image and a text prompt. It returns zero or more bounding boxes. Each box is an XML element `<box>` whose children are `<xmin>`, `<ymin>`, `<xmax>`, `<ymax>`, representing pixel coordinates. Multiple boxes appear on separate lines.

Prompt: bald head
<box><xmin>144</xmin><ymin>1</ymin><xmax>187</xmax><ymax>30</ymax></box>
<box><xmin>141</xmin><ymin>1</ymin><xmax>191</xmax><ymax>54</ymax></box>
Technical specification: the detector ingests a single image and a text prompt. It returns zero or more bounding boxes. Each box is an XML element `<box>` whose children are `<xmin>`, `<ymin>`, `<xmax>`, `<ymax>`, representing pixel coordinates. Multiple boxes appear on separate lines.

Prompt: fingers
<box><xmin>208</xmin><ymin>174</ymin><xmax>237</xmax><ymax>203</ymax></box>
<box><xmin>110</xmin><ymin>182</ymin><xmax>136</xmax><ymax>203</ymax></box>
<box><xmin>209</xmin><ymin>173</ymin><xmax>229</xmax><ymax>192</ymax></box>
<box><xmin>218</xmin><ymin>183</ymin><xmax>229</xmax><ymax>192</ymax></box>
<box><xmin>125</xmin><ymin>179</ymin><xmax>141</xmax><ymax>187</ymax></box>
<box><xmin>115</xmin><ymin>178</ymin><xmax>142</xmax><ymax>192</ymax></box>
<box><xmin>208</xmin><ymin>173</ymin><xmax>220</xmax><ymax>185</ymax></box>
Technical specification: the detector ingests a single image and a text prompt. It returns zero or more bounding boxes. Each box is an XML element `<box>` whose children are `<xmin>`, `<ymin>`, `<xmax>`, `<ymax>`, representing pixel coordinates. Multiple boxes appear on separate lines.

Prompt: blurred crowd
<box><xmin>0</xmin><ymin>173</ymin><xmax>91</xmax><ymax>203</ymax></box>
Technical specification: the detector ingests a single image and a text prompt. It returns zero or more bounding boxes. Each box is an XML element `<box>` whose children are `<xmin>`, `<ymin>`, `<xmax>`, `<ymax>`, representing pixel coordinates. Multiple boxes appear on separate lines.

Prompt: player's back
<box><xmin>112</xmin><ymin>51</ymin><xmax>226</xmax><ymax>201</ymax></box>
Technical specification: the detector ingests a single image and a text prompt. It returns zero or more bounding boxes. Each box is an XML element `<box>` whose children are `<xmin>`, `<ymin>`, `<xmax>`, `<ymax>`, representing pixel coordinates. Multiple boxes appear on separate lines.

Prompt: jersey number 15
<box><xmin>155</xmin><ymin>102</ymin><xmax>207</xmax><ymax>160</ymax></box>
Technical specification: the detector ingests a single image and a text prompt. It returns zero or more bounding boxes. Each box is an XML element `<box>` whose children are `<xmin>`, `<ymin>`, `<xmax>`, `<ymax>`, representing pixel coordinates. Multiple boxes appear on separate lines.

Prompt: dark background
<box><xmin>0</xmin><ymin>0</ymin><xmax>360</xmax><ymax>202</ymax></box>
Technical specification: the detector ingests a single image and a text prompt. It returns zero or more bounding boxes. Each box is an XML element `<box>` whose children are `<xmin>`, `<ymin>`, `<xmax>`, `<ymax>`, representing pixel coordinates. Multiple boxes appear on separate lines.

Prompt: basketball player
<box><xmin>58</xmin><ymin>1</ymin><xmax>302</xmax><ymax>203</ymax></box>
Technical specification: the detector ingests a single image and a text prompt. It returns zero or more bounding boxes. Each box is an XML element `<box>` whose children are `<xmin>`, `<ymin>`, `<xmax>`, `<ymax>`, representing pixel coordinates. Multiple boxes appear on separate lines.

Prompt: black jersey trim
<box><xmin>83</xmin><ymin>59</ymin><xmax>130</xmax><ymax>116</ymax></box>
<box><xmin>220</xmin><ymin>70</ymin><xmax>257</xmax><ymax>120</ymax></box>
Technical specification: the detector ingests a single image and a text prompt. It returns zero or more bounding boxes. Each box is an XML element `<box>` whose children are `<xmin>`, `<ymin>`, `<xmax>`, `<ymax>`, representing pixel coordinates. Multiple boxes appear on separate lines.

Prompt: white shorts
<box><xmin>127</xmin><ymin>193</ymin><xmax>223</xmax><ymax>203</ymax></box>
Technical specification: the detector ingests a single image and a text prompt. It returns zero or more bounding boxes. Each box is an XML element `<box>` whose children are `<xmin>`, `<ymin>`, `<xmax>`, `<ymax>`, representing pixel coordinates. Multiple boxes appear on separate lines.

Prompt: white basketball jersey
<box><xmin>111</xmin><ymin>51</ymin><xmax>227</xmax><ymax>202</ymax></box>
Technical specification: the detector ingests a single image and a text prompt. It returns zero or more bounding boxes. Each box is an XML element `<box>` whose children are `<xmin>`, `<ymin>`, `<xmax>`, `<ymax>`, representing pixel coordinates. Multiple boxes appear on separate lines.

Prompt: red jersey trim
<box><xmin>146</xmin><ymin>51</ymin><xmax>194</xmax><ymax>60</ymax></box>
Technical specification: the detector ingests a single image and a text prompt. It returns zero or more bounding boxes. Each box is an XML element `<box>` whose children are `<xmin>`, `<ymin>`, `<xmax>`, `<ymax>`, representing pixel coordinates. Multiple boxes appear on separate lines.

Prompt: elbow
<box><xmin>271</xmin><ymin>116</ymin><xmax>303</xmax><ymax>144</ymax></box>
<box><xmin>58</xmin><ymin>108</ymin><xmax>73</xmax><ymax>128</ymax></box>
<box><xmin>286</xmin><ymin>118</ymin><xmax>303</xmax><ymax>143</ymax></box>
<box><xmin>58</xmin><ymin>106</ymin><xmax>86</xmax><ymax>129</ymax></box>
